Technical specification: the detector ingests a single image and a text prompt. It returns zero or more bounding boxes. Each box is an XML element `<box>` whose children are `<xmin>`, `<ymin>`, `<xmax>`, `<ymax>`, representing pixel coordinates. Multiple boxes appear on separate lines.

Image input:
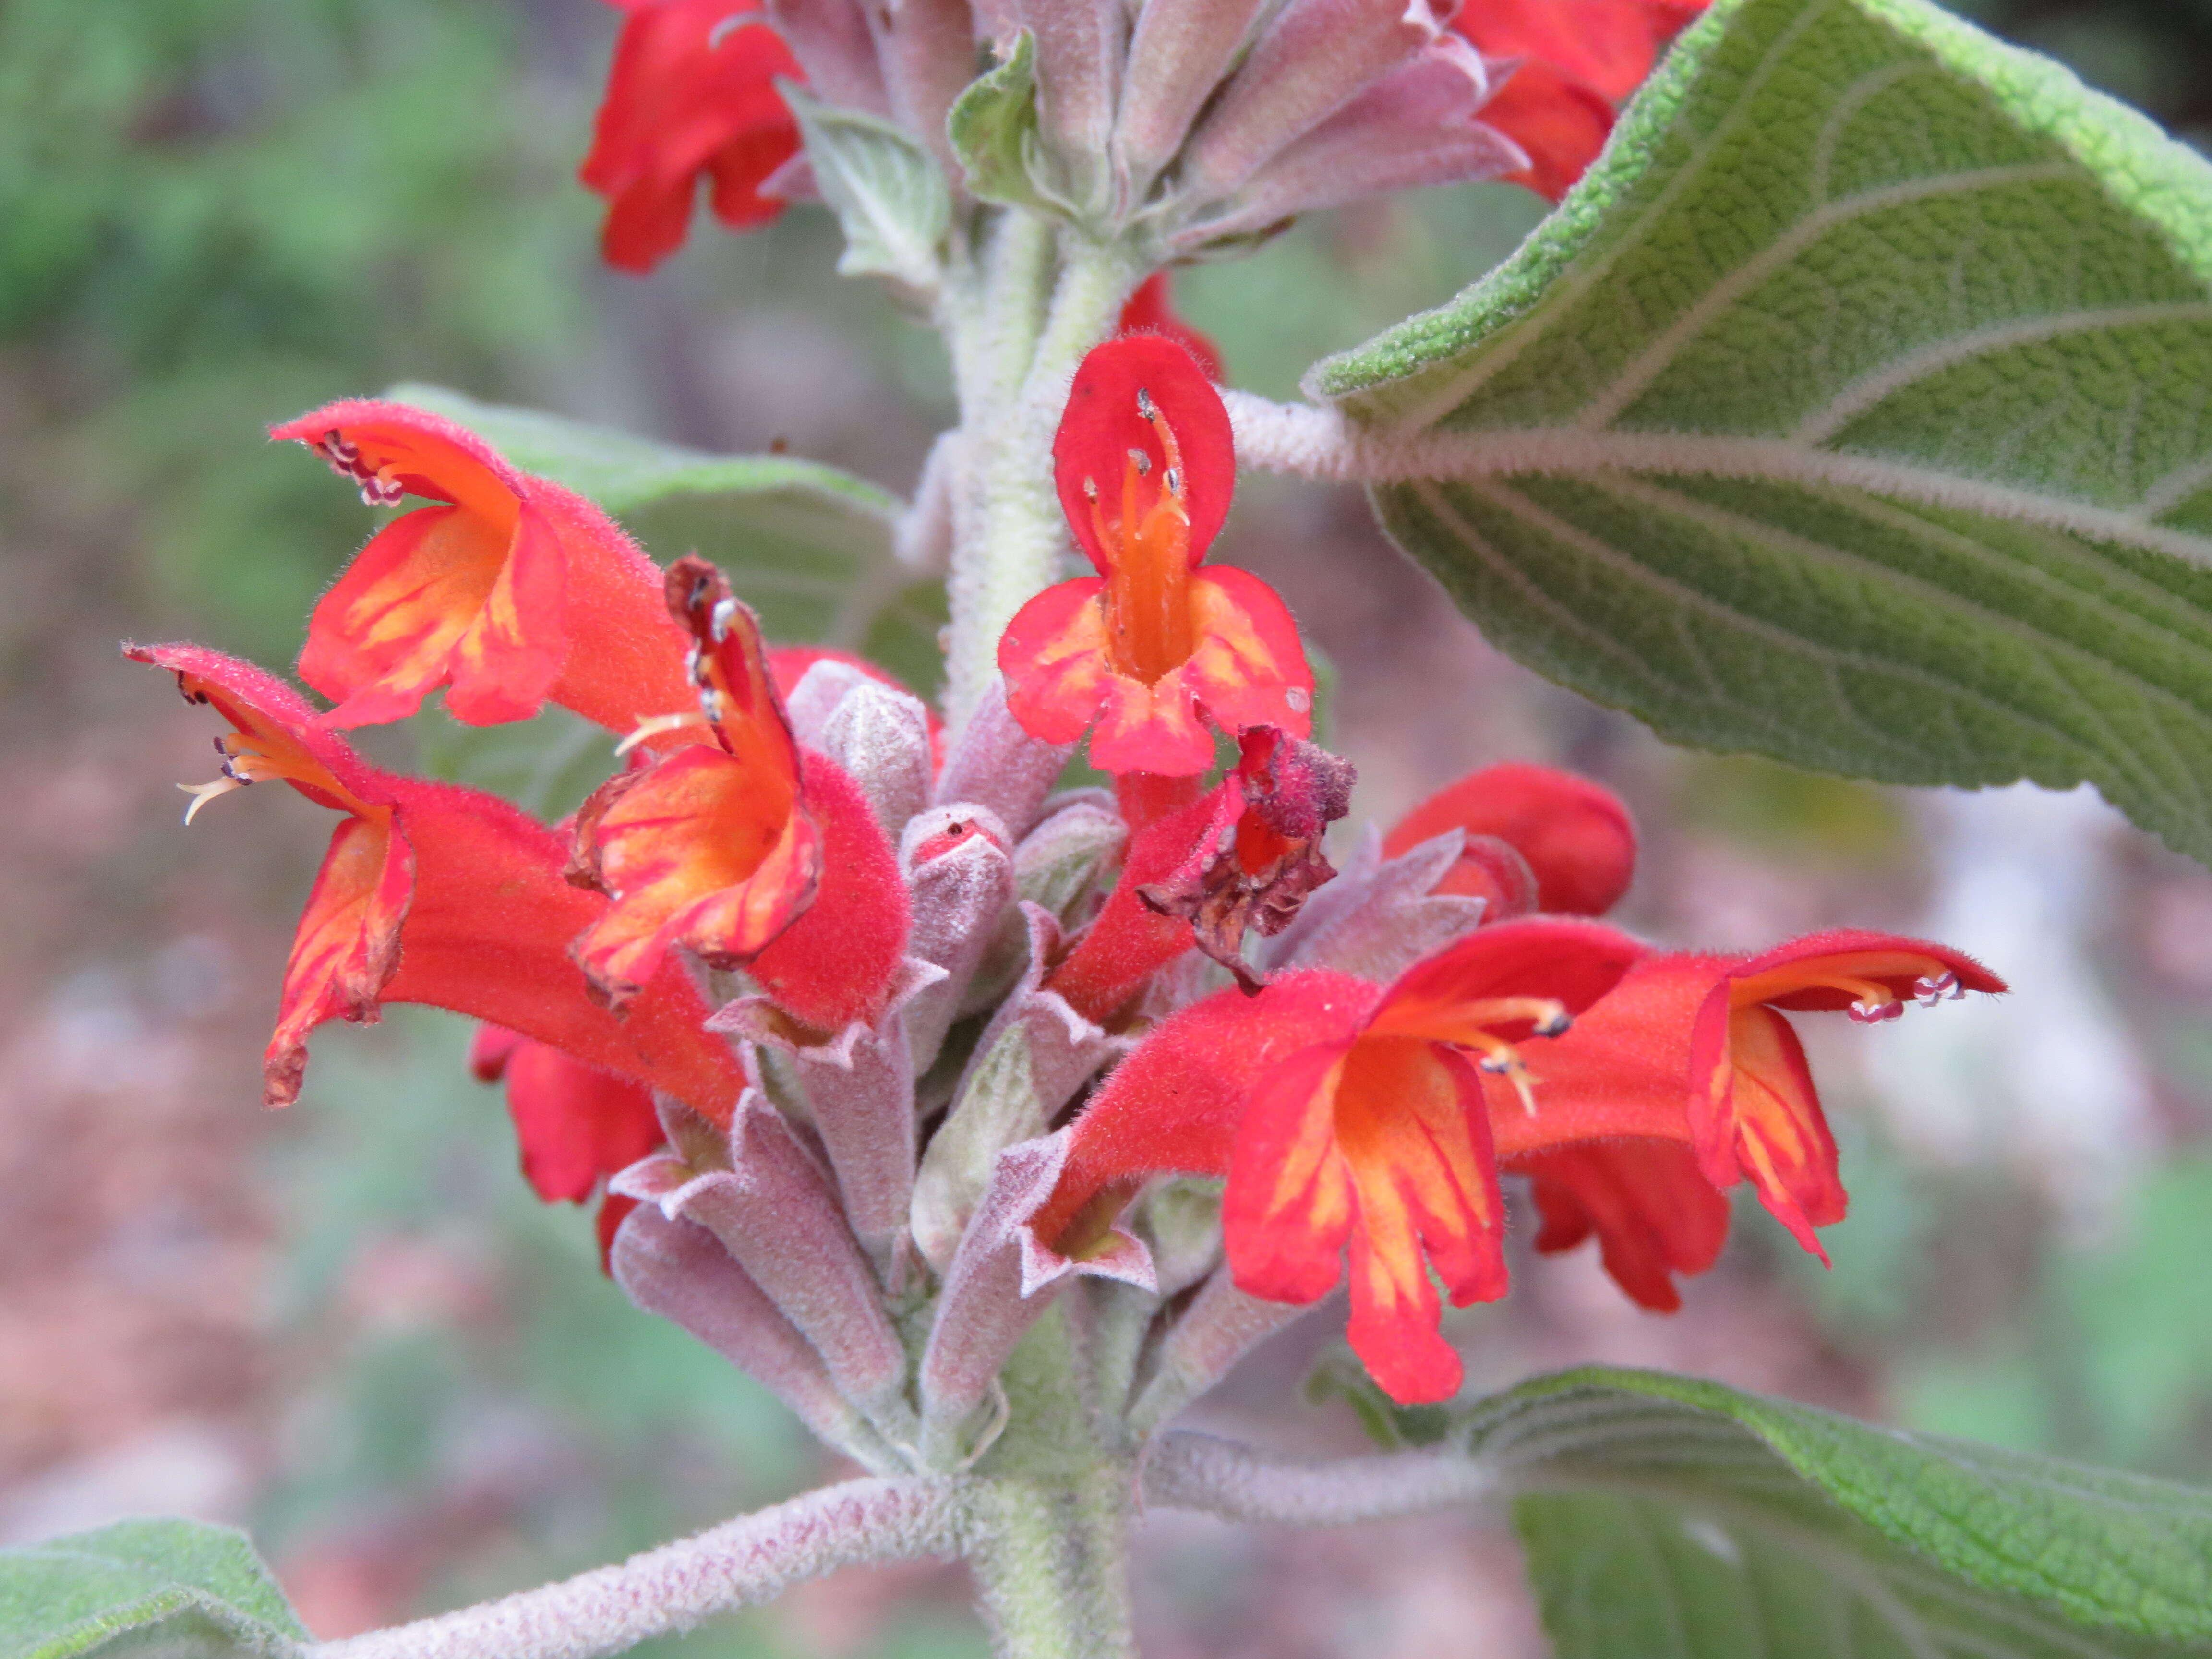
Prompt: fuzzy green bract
<box><xmin>1314</xmin><ymin>0</ymin><xmax>2212</xmax><ymax>865</ymax></box>
<box><xmin>0</xmin><ymin>1518</ymin><xmax>304</xmax><ymax>1659</ymax></box>
<box><xmin>1459</xmin><ymin>1367</ymin><xmax>2212</xmax><ymax>1657</ymax></box>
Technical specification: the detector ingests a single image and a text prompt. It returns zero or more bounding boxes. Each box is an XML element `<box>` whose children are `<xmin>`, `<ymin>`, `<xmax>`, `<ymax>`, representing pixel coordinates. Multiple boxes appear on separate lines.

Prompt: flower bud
<box><xmin>612</xmin><ymin>1091</ymin><xmax>911</xmax><ymax>1428</ymax></box>
<box><xmin>818</xmin><ymin>676</ymin><xmax>937</xmax><ymax>842</ymax></box>
<box><xmin>611</xmin><ymin>1203</ymin><xmax>896</xmax><ymax>1468</ymax></box>
<box><xmin>917</xmin><ymin>1130</ymin><xmax>1154</xmax><ymax>1467</ymax></box>
<box><xmin>912</xmin><ymin>905</ymin><xmax>1127</xmax><ymax>1271</ymax></box>
<box><xmin>901</xmin><ymin>805</ymin><xmax>1017</xmax><ymax>1068</ymax></box>
<box><xmin>1262</xmin><ymin>828</ymin><xmax>1486</xmax><ymax>983</ymax></box>
<box><xmin>935</xmin><ymin>675</ymin><xmax>1074</xmax><ymax>840</ymax></box>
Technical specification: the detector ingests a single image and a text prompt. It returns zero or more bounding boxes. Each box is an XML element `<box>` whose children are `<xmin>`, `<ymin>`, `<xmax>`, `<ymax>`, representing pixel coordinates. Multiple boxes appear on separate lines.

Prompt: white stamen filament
<box><xmin>178</xmin><ymin>777</ymin><xmax>247</xmax><ymax>825</ymax></box>
<box><xmin>615</xmin><ymin>711</ymin><xmax>710</xmax><ymax>756</ymax></box>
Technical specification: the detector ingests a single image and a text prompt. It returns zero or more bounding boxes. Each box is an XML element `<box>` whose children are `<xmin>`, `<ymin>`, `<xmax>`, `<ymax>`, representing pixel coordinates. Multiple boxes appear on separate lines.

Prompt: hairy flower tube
<box><xmin>1507</xmin><ymin>934</ymin><xmax>2006</xmax><ymax>1273</ymax></box>
<box><xmin>129</xmin><ymin>642</ymin><xmax>745</xmax><ymax>1119</ymax></box>
<box><xmin>998</xmin><ymin>335</ymin><xmax>1312</xmax><ymax>777</ymax></box>
<box><xmin>568</xmin><ymin>557</ymin><xmax>909</xmax><ymax>1035</ymax></box>
<box><xmin>579</xmin><ymin>0</ymin><xmax>805</xmax><ymax>272</ymax></box>
<box><xmin>471</xmin><ymin>1025</ymin><xmax>664</xmax><ymax>1260</ymax></box>
<box><xmin>275</xmin><ymin>399</ymin><xmax>691</xmax><ymax>734</ymax></box>
<box><xmin>1038</xmin><ymin>918</ymin><xmax>1647</xmax><ymax>1403</ymax></box>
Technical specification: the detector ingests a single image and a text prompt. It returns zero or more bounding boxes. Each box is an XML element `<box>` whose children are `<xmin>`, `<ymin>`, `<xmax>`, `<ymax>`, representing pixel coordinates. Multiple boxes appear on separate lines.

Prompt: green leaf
<box><xmin>1311</xmin><ymin>0</ymin><xmax>2212</xmax><ymax>864</ymax></box>
<box><xmin>780</xmin><ymin>85</ymin><xmax>951</xmax><ymax>291</ymax></box>
<box><xmin>0</xmin><ymin>1518</ymin><xmax>306</xmax><ymax>1659</ymax></box>
<box><xmin>949</xmin><ymin>33</ymin><xmax>1058</xmax><ymax>214</ymax></box>
<box><xmin>411</xmin><ymin>702</ymin><xmax>615</xmax><ymax>821</ymax></box>
<box><xmin>384</xmin><ymin>381</ymin><xmax>902</xmax><ymax>522</ymax></box>
<box><xmin>384</xmin><ymin>383</ymin><xmax>942</xmax><ymax>695</ymax></box>
<box><xmin>1464</xmin><ymin>1367</ymin><xmax>2212</xmax><ymax>1656</ymax></box>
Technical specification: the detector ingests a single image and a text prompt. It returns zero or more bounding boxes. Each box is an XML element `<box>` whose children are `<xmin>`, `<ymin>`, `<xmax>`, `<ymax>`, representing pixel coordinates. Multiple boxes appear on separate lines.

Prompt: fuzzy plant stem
<box><xmin>309</xmin><ymin>1478</ymin><xmax>962</xmax><ymax>1659</ymax></box>
<box><xmin>962</xmin><ymin>1467</ymin><xmax>1140</xmax><ymax>1659</ymax></box>
<box><xmin>940</xmin><ymin>219</ymin><xmax>1147</xmax><ymax>730</ymax></box>
<box><xmin>1142</xmin><ymin>1431</ymin><xmax>1499</xmax><ymax>1524</ymax></box>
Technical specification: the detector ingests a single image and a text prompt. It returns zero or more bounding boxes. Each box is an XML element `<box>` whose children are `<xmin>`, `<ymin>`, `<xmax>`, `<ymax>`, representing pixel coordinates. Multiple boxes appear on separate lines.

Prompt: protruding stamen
<box><xmin>1474</xmin><ymin>1040</ymin><xmax>1542</xmax><ymax>1116</ymax></box>
<box><xmin>178</xmin><ymin>777</ymin><xmax>248</xmax><ymax>825</ymax></box>
<box><xmin>709</xmin><ymin>596</ymin><xmax>737</xmax><ymax>643</ymax></box>
<box><xmin>1129</xmin><ymin>447</ymin><xmax>1151</xmax><ymax>477</ymax></box>
<box><xmin>315</xmin><ymin>430</ymin><xmax>407</xmax><ymax>508</ymax></box>
<box><xmin>1913</xmin><ymin>971</ymin><xmax>1962</xmax><ymax>1006</ymax></box>
<box><xmin>1135</xmin><ymin>387</ymin><xmax>1157</xmax><ymax>421</ymax></box>
<box><xmin>615</xmin><ymin>710</ymin><xmax>709</xmax><ymax>756</ymax></box>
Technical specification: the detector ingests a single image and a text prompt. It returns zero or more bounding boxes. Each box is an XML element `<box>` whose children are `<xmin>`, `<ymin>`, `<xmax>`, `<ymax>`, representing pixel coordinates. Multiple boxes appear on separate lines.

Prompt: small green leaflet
<box><xmin>1458</xmin><ymin>1367</ymin><xmax>2212</xmax><ymax>1658</ymax></box>
<box><xmin>1305</xmin><ymin>0</ymin><xmax>2212</xmax><ymax>865</ymax></box>
<box><xmin>780</xmin><ymin>85</ymin><xmax>952</xmax><ymax>292</ymax></box>
<box><xmin>949</xmin><ymin>32</ymin><xmax>1054</xmax><ymax>215</ymax></box>
<box><xmin>0</xmin><ymin>1518</ymin><xmax>305</xmax><ymax>1659</ymax></box>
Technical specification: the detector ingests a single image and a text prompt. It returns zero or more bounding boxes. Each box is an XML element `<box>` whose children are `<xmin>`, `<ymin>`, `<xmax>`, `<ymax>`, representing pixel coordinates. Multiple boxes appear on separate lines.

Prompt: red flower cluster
<box><xmin>985</xmin><ymin>337</ymin><xmax>1999</xmax><ymax>1404</ymax></box>
<box><xmin>137</xmin><ymin>399</ymin><xmax>913</xmax><ymax>1242</ymax></box>
<box><xmin>1034</xmin><ymin>759</ymin><xmax>2000</xmax><ymax>1403</ymax></box>
<box><xmin>144</xmin><ymin>328</ymin><xmax>1995</xmax><ymax>1412</ymax></box>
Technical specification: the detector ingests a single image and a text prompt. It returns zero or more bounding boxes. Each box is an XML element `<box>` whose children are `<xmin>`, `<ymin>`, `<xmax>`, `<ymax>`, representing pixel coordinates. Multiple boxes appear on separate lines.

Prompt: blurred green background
<box><xmin>3</xmin><ymin>0</ymin><xmax>2211</xmax><ymax>1650</ymax></box>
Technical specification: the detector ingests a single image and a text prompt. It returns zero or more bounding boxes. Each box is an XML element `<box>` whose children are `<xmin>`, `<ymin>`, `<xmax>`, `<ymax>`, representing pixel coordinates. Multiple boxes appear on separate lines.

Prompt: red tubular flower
<box><xmin>274</xmin><ymin>400</ymin><xmax>691</xmax><ymax>735</ymax></box>
<box><xmin>129</xmin><ymin>643</ymin><xmax>745</xmax><ymax>1118</ymax></box>
<box><xmin>1117</xmin><ymin>273</ymin><xmax>1224</xmax><ymax>384</ymax></box>
<box><xmin>1514</xmin><ymin>1140</ymin><xmax>1728</xmax><ymax>1312</ymax></box>
<box><xmin>998</xmin><ymin>335</ymin><xmax>1312</xmax><ymax>776</ymax></box>
<box><xmin>569</xmin><ymin>558</ymin><xmax>908</xmax><ymax>1034</ymax></box>
<box><xmin>1384</xmin><ymin>761</ymin><xmax>1637</xmax><ymax>917</ymax></box>
<box><xmin>1693</xmin><ymin>931</ymin><xmax>2004</xmax><ymax>1254</ymax></box>
<box><xmin>579</xmin><ymin>0</ymin><xmax>805</xmax><ymax>274</ymax></box>
<box><xmin>1042</xmin><ymin>917</ymin><xmax>1646</xmax><ymax>1404</ymax></box>
<box><xmin>1520</xmin><ymin>934</ymin><xmax>2004</xmax><ymax>1265</ymax></box>
<box><xmin>1454</xmin><ymin>0</ymin><xmax>1708</xmax><ymax>199</ymax></box>
<box><xmin>1225</xmin><ymin>919</ymin><xmax>1644</xmax><ymax>1402</ymax></box>
<box><xmin>469</xmin><ymin>1026</ymin><xmax>664</xmax><ymax>1206</ymax></box>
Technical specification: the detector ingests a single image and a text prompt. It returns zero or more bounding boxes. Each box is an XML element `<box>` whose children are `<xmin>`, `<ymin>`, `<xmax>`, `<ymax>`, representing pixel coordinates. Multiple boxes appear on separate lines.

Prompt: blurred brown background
<box><xmin>4</xmin><ymin>0</ymin><xmax>2212</xmax><ymax>1649</ymax></box>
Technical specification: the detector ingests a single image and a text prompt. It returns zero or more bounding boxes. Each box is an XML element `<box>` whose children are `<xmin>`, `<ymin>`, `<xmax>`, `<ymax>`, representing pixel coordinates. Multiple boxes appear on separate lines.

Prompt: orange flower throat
<box><xmin>1095</xmin><ymin>388</ymin><xmax>1195</xmax><ymax>686</ymax></box>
